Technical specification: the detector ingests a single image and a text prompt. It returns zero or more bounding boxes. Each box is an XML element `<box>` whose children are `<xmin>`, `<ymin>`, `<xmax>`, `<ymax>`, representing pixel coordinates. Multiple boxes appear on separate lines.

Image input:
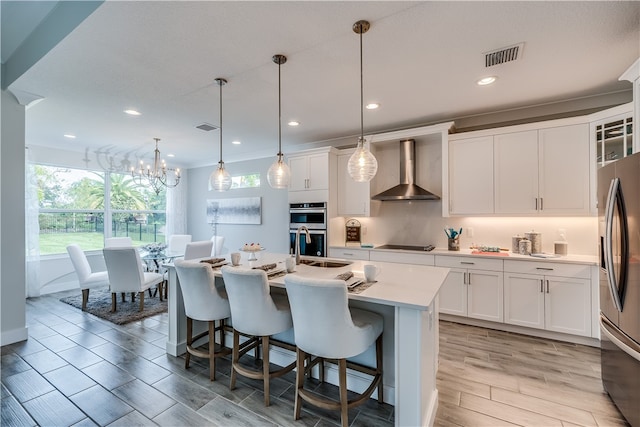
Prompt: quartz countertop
<box><xmin>212</xmin><ymin>252</ymin><xmax>450</xmax><ymax>312</ymax></box>
<box><xmin>331</xmin><ymin>245</ymin><xmax>598</xmax><ymax>266</ymax></box>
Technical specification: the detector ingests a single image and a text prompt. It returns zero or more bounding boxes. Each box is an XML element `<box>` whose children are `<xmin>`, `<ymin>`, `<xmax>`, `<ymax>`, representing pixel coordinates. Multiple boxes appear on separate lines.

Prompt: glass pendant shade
<box><xmin>209</xmin><ymin>162</ymin><xmax>231</xmax><ymax>191</ymax></box>
<box><xmin>267</xmin><ymin>154</ymin><xmax>291</xmax><ymax>188</ymax></box>
<box><xmin>347</xmin><ymin>137</ymin><xmax>378</xmax><ymax>182</ymax></box>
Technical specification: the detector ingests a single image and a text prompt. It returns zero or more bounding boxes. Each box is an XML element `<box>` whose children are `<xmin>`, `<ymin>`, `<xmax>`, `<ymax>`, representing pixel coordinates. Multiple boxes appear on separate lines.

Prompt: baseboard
<box><xmin>439</xmin><ymin>314</ymin><xmax>600</xmax><ymax>347</ymax></box>
<box><xmin>1</xmin><ymin>326</ymin><xmax>28</xmax><ymax>346</ymax></box>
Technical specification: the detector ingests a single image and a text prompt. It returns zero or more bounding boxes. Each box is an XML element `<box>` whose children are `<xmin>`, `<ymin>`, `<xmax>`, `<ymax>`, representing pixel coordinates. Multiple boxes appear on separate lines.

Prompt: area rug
<box><xmin>60</xmin><ymin>287</ymin><xmax>167</xmax><ymax>325</ymax></box>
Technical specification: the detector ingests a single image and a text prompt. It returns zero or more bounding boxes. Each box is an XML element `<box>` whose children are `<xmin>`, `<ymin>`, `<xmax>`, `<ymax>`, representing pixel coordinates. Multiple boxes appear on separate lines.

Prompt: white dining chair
<box><xmin>103</xmin><ymin>247</ymin><xmax>164</xmax><ymax>312</ymax></box>
<box><xmin>168</xmin><ymin>234</ymin><xmax>192</xmax><ymax>254</ymax></box>
<box><xmin>220</xmin><ymin>266</ymin><xmax>296</xmax><ymax>406</ymax></box>
<box><xmin>184</xmin><ymin>241</ymin><xmax>214</xmax><ymax>260</ymax></box>
<box><xmin>284</xmin><ymin>275</ymin><xmax>383</xmax><ymax>427</ymax></box>
<box><xmin>210</xmin><ymin>235</ymin><xmax>225</xmax><ymax>256</ymax></box>
<box><xmin>174</xmin><ymin>259</ymin><xmax>231</xmax><ymax>380</ymax></box>
<box><xmin>66</xmin><ymin>244</ymin><xmax>110</xmax><ymax>311</ymax></box>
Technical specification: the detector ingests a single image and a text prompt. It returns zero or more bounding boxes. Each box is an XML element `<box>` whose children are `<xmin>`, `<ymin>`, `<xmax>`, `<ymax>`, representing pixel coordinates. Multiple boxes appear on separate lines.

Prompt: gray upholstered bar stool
<box><xmin>284</xmin><ymin>275</ymin><xmax>383</xmax><ymax>427</ymax></box>
<box><xmin>174</xmin><ymin>259</ymin><xmax>231</xmax><ymax>381</ymax></box>
<box><xmin>220</xmin><ymin>266</ymin><xmax>296</xmax><ymax>406</ymax></box>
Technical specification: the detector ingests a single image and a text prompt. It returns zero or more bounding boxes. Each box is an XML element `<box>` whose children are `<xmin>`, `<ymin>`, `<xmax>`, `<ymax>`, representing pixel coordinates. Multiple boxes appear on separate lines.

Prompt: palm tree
<box><xmin>72</xmin><ymin>173</ymin><xmax>149</xmax><ymax>210</ymax></box>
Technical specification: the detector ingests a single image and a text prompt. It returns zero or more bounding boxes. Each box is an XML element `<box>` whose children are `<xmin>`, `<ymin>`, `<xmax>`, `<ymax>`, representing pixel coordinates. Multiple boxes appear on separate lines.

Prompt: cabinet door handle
<box><xmin>460</xmin><ymin>261</ymin><xmax>475</xmax><ymax>265</ymax></box>
<box><xmin>546</xmin><ymin>280</ymin><xmax>550</xmax><ymax>293</ymax></box>
<box><xmin>468</xmin><ymin>272</ymin><xmax>472</xmax><ymax>285</ymax></box>
<box><xmin>462</xmin><ymin>272</ymin><xmax>467</xmax><ymax>285</ymax></box>
<box><xmin>535</xmin><ymin>198</ymin><xmax>538</xmax><ymax>210</ymax></box>
<box><xmin>540</xmin><ymin>198</ymin><xmax>544</xmax><ymax>211</ymax></box>
<box><xmin>540</xmin><ymin>279</ymin><xmax>544</xmax><ymax>293</ymax></box>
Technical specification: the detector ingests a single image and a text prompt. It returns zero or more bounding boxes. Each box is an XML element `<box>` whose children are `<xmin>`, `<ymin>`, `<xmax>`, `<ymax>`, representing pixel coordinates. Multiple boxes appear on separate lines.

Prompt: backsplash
<box><xmin>331</xmin><ymin>200</ymin><xmax>598</xmax><ymax>256</ymax></box>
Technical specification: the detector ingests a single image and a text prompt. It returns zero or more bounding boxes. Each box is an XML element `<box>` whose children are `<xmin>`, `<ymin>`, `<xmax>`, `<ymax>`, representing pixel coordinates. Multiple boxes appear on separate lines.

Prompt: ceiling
<box><xmin>5</xmin><ymin>1</ymin><xmax>640</xmax><ymax>169</ymax></box>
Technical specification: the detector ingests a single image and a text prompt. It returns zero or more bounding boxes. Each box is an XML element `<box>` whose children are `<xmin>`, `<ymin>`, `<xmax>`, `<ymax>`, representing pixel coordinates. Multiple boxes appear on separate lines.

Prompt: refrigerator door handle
<box><xmin>601</xmin><ymin>315</ymin><xmax>640</xmax><ymax>362</ymax></box>
<box><xmin>604</xmin><ymin>178</ymin><xmax>624</xmax><ymax>311</ymax></box>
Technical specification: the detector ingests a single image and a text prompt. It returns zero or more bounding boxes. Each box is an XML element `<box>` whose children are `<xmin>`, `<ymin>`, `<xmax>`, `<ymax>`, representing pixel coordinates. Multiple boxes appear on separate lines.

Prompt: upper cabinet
<box><xmin>337</xmin><ymin>148</ymin><xmax>372</xmax><ymax>217</ymax></box>
<box><xmin>589</xmin><ymin>103</ymin><xmax>634</xmax><ymax>167</ymax></box>
<box><xmin>288</xmin><ymin>147</ymin><xmax>337</xmax><ymax>205</ymax></box>
<box><xmin>447</xmin><ymin>118</ymin><xmax>592</xmax><ymax>216</ymax></box>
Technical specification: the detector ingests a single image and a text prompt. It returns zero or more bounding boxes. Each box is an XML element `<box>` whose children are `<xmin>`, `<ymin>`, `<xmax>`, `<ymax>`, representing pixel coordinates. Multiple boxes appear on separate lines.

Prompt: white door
<box><xmin>438</xmin><ymin>268</ymin><xmax>467</xmax><ymax>316</ymax></box>
<box><xmin>545</xmin><ymin>276</ymin><xmax>591</xmax><ymax>336</ymax></box>
<box><xmin>538</xmin><ymin>124</ymin><xmax>590</xmax><ymax>214</ymax></box>
<box><xmin>449</xmin><ymin>136</ymin><xmax>494</xmax><ymax>214</ymax></box>
<box><xmin>494</xmin><ymin>130</ymin><xmax>539</xmax><ymax>214</ymax></box>
<box><xmin>289</xmin><ymin>156</ymin><xmax>308</xmax><ymax>192</ymax></box>
<box><xmin>504</xmin><ymin>273</ymin><xmax>545</xmax><ymax>329</ymax></box>
<box><xmin>467</xmin><ymin>270</ymin><xmax>504</xmax><ymax>322</ymax></box>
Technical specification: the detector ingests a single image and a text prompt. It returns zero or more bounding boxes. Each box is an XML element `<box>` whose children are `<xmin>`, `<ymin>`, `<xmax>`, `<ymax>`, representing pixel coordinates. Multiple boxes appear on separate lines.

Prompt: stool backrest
<box><xmin>284</xmin><ymin>275</ymin><xmax>357</xmax><ymax>358</ymax></box>
<box><xmin>184</xmin><ymin>241</ymin><xmax>214</xmax><ymax>260</ymax></box>
<box><xmin>175</xmin><ymin>259</ymin><xmax>230</xmax><ymax>321</ymax></box>
<box><xmin>221</xmin><ymin>267</ymin><xmax>281</xmax><ymax>336</ymax></box>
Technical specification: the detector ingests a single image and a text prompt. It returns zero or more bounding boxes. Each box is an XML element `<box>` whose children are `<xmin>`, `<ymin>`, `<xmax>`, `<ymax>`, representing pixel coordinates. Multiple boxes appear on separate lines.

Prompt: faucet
<box><xmin>295</xmin><ymin>226</ymin><xmax>311</xmax><ymax>265</ymax></box>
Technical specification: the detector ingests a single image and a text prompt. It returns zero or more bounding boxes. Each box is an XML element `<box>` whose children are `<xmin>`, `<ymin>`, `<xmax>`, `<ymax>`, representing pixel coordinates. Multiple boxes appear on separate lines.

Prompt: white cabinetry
<box><xmin>504</xmin><ymin>260</ymin><xmax>591</xmax><ymax>337</ymax></box>
<box><xmin>435</xmin><ymin>256</ymin><xmax>504</xmax><ymax>322</ymax></box>
<box><xmin>288</xmin><ymin>148</ymin><xmax>337</xmax><ymax>205</ymax></box>
<box><xmin>328</xmin><ymin>247</ymin><xmax>370</xmax><ymax>261</ymax></box>
<box><xmin>493</xmin><ymin>124</ymin><xmax>590</xmax><ymax>215</ymax></box>
<box><xmin>447</xmin><ymin>119</ymin><xmax>591</xmax><ymax>216</ymax></box>
<box><xmin>448</xmin><ymin>136</ymin><xmax>494</xmax><ymax>215</ymax></box>
<box><xmin>337</xmin><ymin>149</ymin><xmax>372</xmax><ymax>217</ymax></box>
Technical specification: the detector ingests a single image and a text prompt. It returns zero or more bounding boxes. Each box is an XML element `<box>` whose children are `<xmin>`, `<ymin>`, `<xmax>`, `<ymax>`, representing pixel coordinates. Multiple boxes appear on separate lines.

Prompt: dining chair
<box><xmin>66</xmin><ymin>244</ymin><xmax>110</xmax><ymax>311</ymax></box>
<box><xmin>210</xmin><ymin>235</ymin><xmax>225</xmax><ymax>256</ymax></box>
<box><xmin>168</xmin><ymin>234</ymin><xmax>192</xmax><ymax>254</ymax></box>
<box><xmin>184</xmin><ymin>241</ymin><xmax>214</xmax><ymax>260</ymax></box>
<box><xmin>174</xmin><ymin>259</ymin><xmax>231</xmax><ymax>380</ymax></box>
<box><xmin>220</xmin><ymin>266</ymin><xmax>296</xmax><ymax>406</ymax></box>
<box><xmin>103</xmin><ymin>247</ymin><xmax>164</xmax><ymax>312</ymax></box>
<box><xmin>284</xmin><ymin>275</ymin><xmax>383</xmax><ymax>427</ymax></box>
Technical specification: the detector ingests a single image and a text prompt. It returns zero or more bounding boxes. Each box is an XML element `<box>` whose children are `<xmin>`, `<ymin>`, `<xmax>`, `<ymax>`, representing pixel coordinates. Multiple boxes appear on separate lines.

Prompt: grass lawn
<box><xmin>39</xmin><ymin>232</ymin><xmax>166</xmax><ymax>255</ymax></box>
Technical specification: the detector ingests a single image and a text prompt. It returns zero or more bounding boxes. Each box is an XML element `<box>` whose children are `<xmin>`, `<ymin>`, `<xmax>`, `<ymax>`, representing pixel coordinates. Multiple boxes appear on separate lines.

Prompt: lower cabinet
<box><xmin>436</xmin><ymin>257</ymin><xmax>504</xmax><ymax>322</ymax></box>
<box><xmin>503</xmin><ymin>260</ymin><xmax>592</xmax><ymax>337</ymax></box>
<box><xmin>328</xmin><ymin>247</ymin><xmax>370</xmax><ymax>261</ymax></box>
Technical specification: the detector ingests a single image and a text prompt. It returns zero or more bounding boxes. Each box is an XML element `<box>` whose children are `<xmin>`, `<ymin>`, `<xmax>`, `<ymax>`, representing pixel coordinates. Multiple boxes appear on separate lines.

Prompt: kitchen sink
<box><xmin>298</xmin><ymin>259</ymin><xmax>352</xmax><ymax>268</ymax></box>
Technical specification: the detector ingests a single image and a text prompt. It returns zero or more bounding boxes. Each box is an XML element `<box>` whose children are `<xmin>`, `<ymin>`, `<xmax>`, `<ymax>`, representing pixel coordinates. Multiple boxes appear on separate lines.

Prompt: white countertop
<box><xmin>215</xmin><ymin>252</ymin><xmax>450</xmax><ymax>312</ymax></box>
<box><xmin>332</xmin><ymin>245</ymin><xmax>598</xmax><ymax>265</ymax></box>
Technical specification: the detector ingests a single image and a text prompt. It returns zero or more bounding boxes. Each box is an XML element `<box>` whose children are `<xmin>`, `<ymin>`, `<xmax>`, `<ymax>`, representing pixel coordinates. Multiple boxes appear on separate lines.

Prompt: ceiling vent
<box><xmin>196</xmin><ymin>122</ymin><xmax>218</xmax><ymax>132</ymax></box>
<box><xmin>484</xmin><ymin>43</ymin><xmax>524</xmax><ymax>67</ymax></box>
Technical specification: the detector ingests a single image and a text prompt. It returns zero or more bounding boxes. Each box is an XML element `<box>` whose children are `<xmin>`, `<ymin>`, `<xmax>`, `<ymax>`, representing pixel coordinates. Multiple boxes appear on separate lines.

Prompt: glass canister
<box><xmin>511</xmin><ymin>235</ymin><xmax>523</xmax><ymax>253</ymax></box>
<box><xmin>519</xmin><ymin>238</ymin><xmax>532</xmax><ymax>255</ymax></box>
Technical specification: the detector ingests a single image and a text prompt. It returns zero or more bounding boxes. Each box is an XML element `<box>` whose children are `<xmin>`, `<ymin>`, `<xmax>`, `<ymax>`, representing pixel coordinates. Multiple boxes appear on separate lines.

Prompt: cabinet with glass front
<box><xmin>595</xmin><ymin>115</ymin><xmax>633</xmax><ymax>167</ymax></box>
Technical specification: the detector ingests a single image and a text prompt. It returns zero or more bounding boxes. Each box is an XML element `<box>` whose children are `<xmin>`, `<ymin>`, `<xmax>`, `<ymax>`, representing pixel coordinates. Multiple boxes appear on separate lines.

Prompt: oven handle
<box><xmin>289</xmin><ymin>208</ymin><xmax>327</xmax><ymax>214</ymax></box>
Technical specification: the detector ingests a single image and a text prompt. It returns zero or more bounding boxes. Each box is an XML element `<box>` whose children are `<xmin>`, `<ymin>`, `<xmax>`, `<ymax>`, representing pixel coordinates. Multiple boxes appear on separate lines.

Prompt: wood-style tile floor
<box><xmin>1</xmin><ymin>291</ymin><xmax>629</xmax><ymax>426</ymax></box>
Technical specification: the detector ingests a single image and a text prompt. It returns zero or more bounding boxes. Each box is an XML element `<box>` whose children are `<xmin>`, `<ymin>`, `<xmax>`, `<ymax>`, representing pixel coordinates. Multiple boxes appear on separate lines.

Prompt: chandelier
<box><xmin>131</xmin><ymin>138</ymin><xmax>180</xmax><ymax>194</ymax></box>
<box><xmin>347</xmin><ymin>20</ymin><xmax>378</xmax><ymax>182</ymax></box>
<box><xmin>267</xmin><ymin>54</ymin><xmax>291</xmax><ymax>189</ymax></box>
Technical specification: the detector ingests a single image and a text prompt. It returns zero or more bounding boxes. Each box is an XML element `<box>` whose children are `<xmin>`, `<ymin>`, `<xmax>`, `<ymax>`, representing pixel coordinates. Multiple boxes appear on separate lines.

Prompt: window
<box><xmin>36</xmin><ymin>166</ymin><xmax>166</xmax><ymax>255</ymax></box>
<box><xmin>231</xmin><ymin>173</ymin><xmax>260</xmax><ymax>189</ymax></box>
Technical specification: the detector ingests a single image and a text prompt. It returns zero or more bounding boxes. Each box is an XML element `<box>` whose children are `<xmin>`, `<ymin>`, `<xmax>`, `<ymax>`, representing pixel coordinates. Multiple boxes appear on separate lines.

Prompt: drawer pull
<box><xmin>343</xmin><ymin>252</ymin><xmax>354</xmax><ymax>256</ymax></box>
<box><xmin>460</xmin><ymin>261</ymin><xmax>475</xmax><ymax>265</ymax></box>
<box><xmin>536</xmin><ymin>267</ymin><xmax>554</xmax><ymax>271</ymax></box>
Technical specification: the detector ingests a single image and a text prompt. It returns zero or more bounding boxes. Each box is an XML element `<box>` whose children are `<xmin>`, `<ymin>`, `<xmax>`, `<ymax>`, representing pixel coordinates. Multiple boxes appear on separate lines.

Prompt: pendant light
<box><xmin>209</xmin><ymin>78</ymin><xmax>232</xmax><ymax>191</ymax></box>
<box><xmin>347</xmin><ymin>20</ymin><xmax>378</xmax><ymax>182</ymax></box>
<box><xmin>267</xmin><ymin>54</ymin><xmax>291</xmax><ymax>189</ymax></box>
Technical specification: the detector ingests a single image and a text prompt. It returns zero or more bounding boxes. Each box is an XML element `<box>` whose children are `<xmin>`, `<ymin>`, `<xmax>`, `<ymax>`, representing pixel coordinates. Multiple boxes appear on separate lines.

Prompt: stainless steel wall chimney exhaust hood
<box><xmin>371</xmin><ymin>139</ymin><xmax>440</xmax><ymax>201</ymax></box>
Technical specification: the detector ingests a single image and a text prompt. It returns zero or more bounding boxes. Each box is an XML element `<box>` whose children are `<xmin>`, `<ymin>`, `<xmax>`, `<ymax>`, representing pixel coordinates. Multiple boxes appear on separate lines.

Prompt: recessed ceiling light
<box><xmin>365</xmin><ymin>103</ymin><xmax>380</xmax><ymax>110</ymax></box>
<box><xmin>124</xmin><ymin>109</ymin><xmax>141</xmax><ymax>116</ymax></box>
<box><xmin>477</xmin><ymin>76</ymin><xmax>497</xmax><ymax>86</ymax></box>
<box><xmin>232</xmin><ymin>140</ymin><xmax>241</xmax><ymax>145</ymax></box>
<box><xmin>288</xmin><ymin>121</ymin><xmax>299</xmax><ymax>127</ymax></box>
<box><xmin>63</xmin><ymin>134</ymin><xmax>76</xmax><ymax>139</ymax></box>
<box><xmin>167</xmin><ymin>153</ymin><xmax>175</xmax><ymax>157</ymax></box>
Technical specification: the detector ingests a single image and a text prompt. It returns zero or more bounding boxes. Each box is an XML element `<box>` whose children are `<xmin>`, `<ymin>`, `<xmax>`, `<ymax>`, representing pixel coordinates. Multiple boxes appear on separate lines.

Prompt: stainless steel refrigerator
<box><xmin>598</xmin><ymin>151</ymin><xmax>640</xmax><ymax>427</ymax></box>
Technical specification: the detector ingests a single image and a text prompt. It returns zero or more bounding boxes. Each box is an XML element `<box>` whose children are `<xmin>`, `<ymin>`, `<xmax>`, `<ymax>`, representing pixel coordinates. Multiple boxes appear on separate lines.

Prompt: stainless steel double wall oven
<box><xmin>289</xmin><ymin>202</ymin><xmax>327</xmax><ymax>257</ymax></box>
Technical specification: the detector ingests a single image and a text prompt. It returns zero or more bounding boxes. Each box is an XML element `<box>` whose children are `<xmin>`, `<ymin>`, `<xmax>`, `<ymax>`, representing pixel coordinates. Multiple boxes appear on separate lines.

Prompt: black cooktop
<box><xmin>375</xmin><ymin>244</ymin><xmax>435</xmax><ymax>252</ymax></box>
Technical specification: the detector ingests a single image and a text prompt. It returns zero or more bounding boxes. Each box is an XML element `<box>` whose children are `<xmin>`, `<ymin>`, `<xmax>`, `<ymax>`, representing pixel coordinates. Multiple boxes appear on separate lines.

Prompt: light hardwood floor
<box><xmin>1</xmin><ymin>291</ymin><xmax>629</xmax><ymax>426</ymax></box>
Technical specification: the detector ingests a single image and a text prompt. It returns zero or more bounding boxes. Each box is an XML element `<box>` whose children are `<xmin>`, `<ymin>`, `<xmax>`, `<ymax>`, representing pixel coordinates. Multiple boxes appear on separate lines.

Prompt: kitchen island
<box><xmin>164</xmin><ymin>253</ymin><xmax>449</xmax><ymax>427</ymax></box>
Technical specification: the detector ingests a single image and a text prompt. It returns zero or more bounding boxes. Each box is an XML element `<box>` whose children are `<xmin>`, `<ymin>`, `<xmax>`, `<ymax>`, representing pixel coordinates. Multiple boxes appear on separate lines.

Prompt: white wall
<box><xmin>1</xmin><ymin>90</ymin><xmax>28</xmax><ymax>345</ymax></box>
<box><xmin>187</xmin><ymin>157</ymin><xmax>290</xmax><ymax>256</ymax></box>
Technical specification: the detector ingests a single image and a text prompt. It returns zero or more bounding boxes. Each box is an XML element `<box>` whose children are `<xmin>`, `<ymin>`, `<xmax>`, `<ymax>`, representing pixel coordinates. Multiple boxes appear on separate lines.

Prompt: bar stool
<box><xmin>284</xmin><ymin>275</ymin><xmax>383</xmax><ymax>427</ymax></box>
<box><xmin>220</xmin><ymin>266</ymin><xmax>296</xmax><ymax>406</ymax></box>
<box><xmin>174</xmin><ymin>259</ymin><xmax>231</xmax><ymax>381</ymax></box>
